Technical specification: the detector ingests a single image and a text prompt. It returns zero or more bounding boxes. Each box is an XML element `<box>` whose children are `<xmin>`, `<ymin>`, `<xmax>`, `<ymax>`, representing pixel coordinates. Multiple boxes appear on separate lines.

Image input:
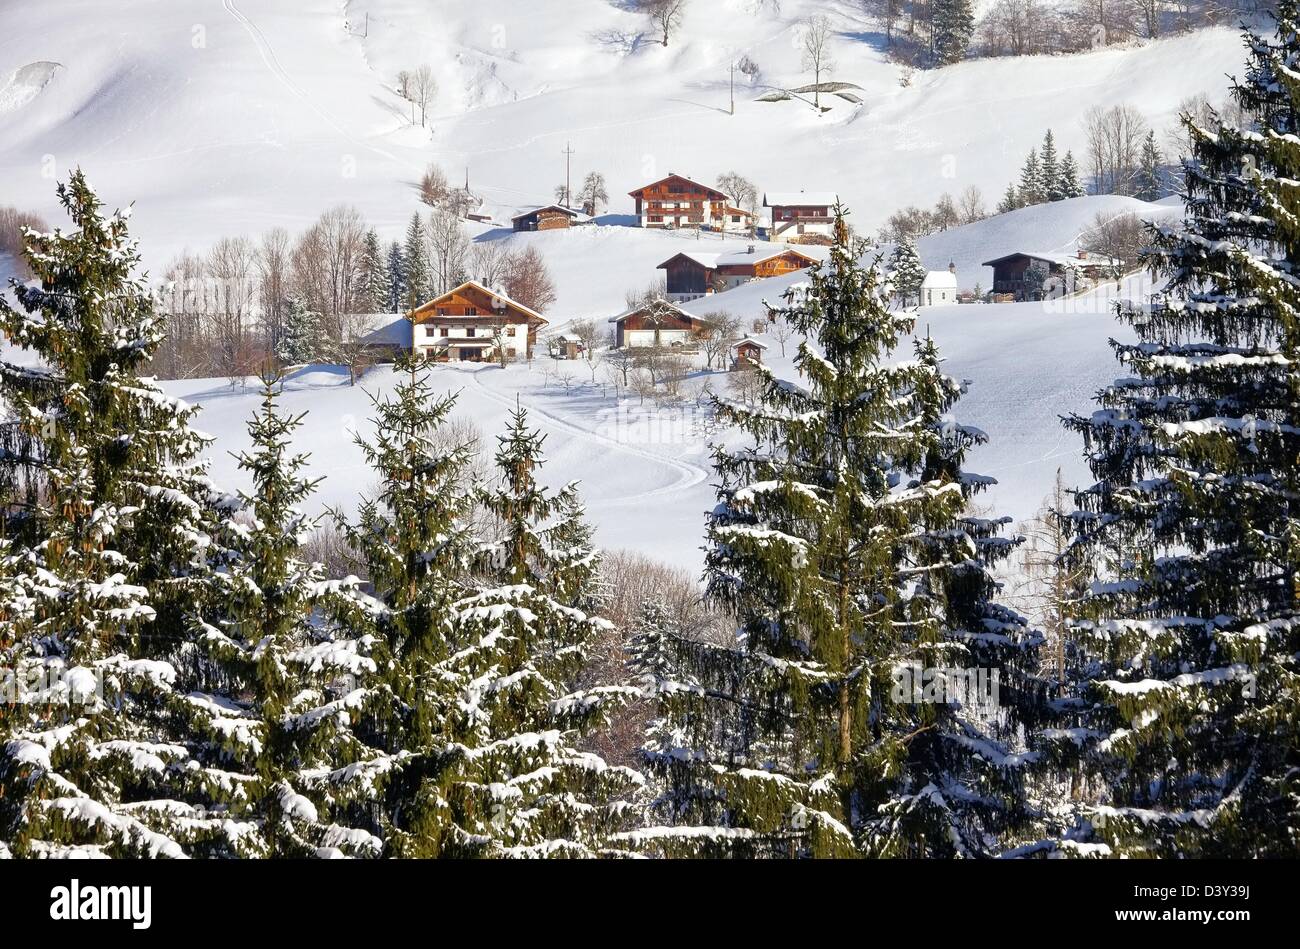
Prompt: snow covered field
<box><xmin>160</xmin><ymin>266</ymin><xmax>1136</xmax><ymax>569</ymax></box>
<box><xmin>0</xmin><ymin>1</ymin><xmax>1212</xmax><ymax>567</ymax></box>
<box><xmin>0</xmin><ymin>0</ymin><xmax>1240</xmax><ymax>264</ymax></box>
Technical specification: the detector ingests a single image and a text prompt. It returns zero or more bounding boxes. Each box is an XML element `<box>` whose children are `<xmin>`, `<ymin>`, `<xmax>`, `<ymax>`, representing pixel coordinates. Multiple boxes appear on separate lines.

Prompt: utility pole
<box><xmin>561</xmin><ymin>141</ymin><xmax>575</xmax><ymax>207</ymax></box>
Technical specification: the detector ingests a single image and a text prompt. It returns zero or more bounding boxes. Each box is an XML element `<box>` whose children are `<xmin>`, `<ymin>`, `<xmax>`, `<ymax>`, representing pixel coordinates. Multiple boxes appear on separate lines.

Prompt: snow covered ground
<box><xmin>0</xmin><ymin>1</ymin><xmax>1216</xmax><ymax>567</ymax></box>
<box><xmin>0</xmin><ymin>0</ymin><xmax>1241</xmax><ymax>264</ymax></box>
<box><xmin>161</xmin><ymin>264</ymin><xmax>1137</xmax><ymax>569</ymax></box>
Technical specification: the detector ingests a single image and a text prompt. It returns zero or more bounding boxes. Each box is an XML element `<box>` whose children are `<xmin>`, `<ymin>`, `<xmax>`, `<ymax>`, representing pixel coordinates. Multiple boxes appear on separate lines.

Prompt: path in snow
<box><xmin>461</xmin><ymin>364</ymin><xmax>711</xmax><ymax>506</ymax></box>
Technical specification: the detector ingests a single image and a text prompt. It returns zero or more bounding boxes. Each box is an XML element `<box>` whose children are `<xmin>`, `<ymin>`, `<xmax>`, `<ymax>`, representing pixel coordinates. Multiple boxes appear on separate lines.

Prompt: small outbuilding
<box><xmin>731</xmin><ymin>336</ymin><xmax>769</xmax><ymax>370</ymax></box>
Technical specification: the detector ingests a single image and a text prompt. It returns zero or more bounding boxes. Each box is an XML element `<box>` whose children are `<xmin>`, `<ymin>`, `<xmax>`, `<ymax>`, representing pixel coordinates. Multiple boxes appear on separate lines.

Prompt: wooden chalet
<box><xmin>608</xmin><ymin>299</ymin><xmax>707</xmax><ymax>348</ymax></box>
<box><xmin>511</xmin><ymin>205</ymin><xmax>582</xmax><ymax>232</ymax></box>
<box><xmin>981</xmin><ymin>250</ymin><xmax>1122</xmax><ymax>301</ymax></box>
<box><xmin>763</xmin><ymin>191</ymin><xmax>839</xmax><ymax>243</ymax></box>
<box><xmin>629</xmin><ymin>173</ymin><xmax>730</xmax><ymax>229</ymax></box>
<box><xmin>409</xmin><ymin>280</ymin><xmax>548</xmax><ymax>362</ymax></box>
<box><xmin>656</xmin><ymin>246</ymin><xmax>821</xmax><ymax>302</ymax></box>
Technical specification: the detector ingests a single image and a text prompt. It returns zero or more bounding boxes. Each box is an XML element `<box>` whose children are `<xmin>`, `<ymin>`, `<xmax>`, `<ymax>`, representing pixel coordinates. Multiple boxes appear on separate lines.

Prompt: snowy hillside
<box><xmin>0</xmin><ymin>0</ymin><xmax>1242</xmax><ymax>263</ymax></box>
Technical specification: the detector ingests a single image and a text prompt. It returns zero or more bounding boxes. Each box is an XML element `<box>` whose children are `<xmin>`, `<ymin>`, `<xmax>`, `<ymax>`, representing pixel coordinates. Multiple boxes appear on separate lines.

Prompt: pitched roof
<box><xmin>732</xmin><ymin>336</ymin><xmax>769</xmax><ymax>350</ymax></box>
<box><xmin>509</xmin><ymin>204</ymin><xmax>585</xmax><ymax>221</ymax></box>
<box><xmin>981</xmin><ymin>251</ymin><xmax>1121</xmax><ymax>268</ymax></box>
<box><xmin>921</xmin><ymin>270</ymin><xmax>957</xmax><ymax>289</ymax></box>
<box><xmin>763</xmin><ymin>191</ymin><xmax>839</xmax><ymax>207</ymax></box>
<box><xmin>607</xmin><ymin>299</ymin><xmax>701</xmax><ymax>324</ymax></box>
<box><xmin>656</xmin><ymin>246</ymin><xmax>823</xmax><ymax>271</ymax></box>
<box><xmin>411</xmin><ymin>280</ymin><xmax>549</xmax><ymax>325</ymax></box>
<box><xmin>629</xmin><ymin>173</ymin><xmax>728</xmax><ymax>199</ymax></box>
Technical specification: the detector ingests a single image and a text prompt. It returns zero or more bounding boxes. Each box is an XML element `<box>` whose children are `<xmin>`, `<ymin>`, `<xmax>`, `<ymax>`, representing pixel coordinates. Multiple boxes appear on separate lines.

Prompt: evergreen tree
<box><xmin>888</xmin><ymin>238</ymin><xmax>927</xmax><ymax>306</ymax></box>
<box><xmin>310</xmin><ymin>359</ymin><xmax>479</xmax><ymax>855</ymax></box>
<box><xmin>444</xmin><ymin>405</ymin><xmax>642</xmax><ymax>855</ymax></box>
<box><xmin>631</xmin><ymin>210</ymin><xmax>1042</xmax><ymax>858</ymax></box>
<box><xmin>930</xmin><ymin>0</ymin><xmax>975</xmax><ymax>67</ymax></box>
<box><xmin>386</xmin><ymin>239</ymin><xmax>407</xmax><ymax>312</ymax></box>
<box><xmin>402</xmin><ymin>213</ymin><xmax>430</xmax><ymax>310</ymax></box>
<box><xmin>1019</xmin><ymin>148</ymin><xmax>1045</xmax><ymax>206</ymax></box>
<box><xmin>1059</xmin><ymin>151</ymin><xmax>1086</xmax><ymax>198</ymax></box>
<box><xmin>1135</xmin><ymin>129</ymin><xmax>1164</xmax><ymax>201</ymax></box>
<box><xmin>1041</xmin><ymin>129</ymin><xmax>1063</xmax><ymax>201</ymax></box>
<box><xmin>0</xmin><ymin>171</ymin><xmax>232</xmax><ymax>856</ymax></box>
<box><xmin>358</xmin><ymin>227</ymin><xmax>388</xmax><ymax>312</ymax></box>
<box><xmin>997</xmin><ymin>181</ymin><xmax>1022</xmax><ymax>214</ymax></box>
<box><xmin>1054</xmin><ymin>6</ymin><xmax>1300</xmax><ymax>858</ymax></box>
<box><xmin>180</xmin><ymin>379</ymin><xmax>382</xmax><ymax>857</ymax></box>
<box><xmin>277</xmin><ymin>296</ymin><xmax>322</xmax><ymax>366</ymax></box>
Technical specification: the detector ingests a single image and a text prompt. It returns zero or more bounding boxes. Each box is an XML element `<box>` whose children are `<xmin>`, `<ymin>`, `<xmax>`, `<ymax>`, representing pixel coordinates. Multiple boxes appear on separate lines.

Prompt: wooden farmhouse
<box><xmin>409</xmin><ymin>280</ymin><xmax>547</xmax><ymax>362</ymax></box>
<box><xmin>511</xmin><ymin>205</ymin><xmax>584</xmax><ymax>231</ymax></box>
<box><xmin>763</xmin><ymin>191</ymin><xmax>839</xmax><ymax>243</ymax></box>
<box><xmin>981</xmin><ymin>250</ymin><xmax>1122</xmax><ymax>301</ymax></box>
<box><xmin>657</xmin><ymin>246</ymin><xmax>821</xmax><ymax>302</ymax></box>
<box><xmin>608</xmin><ymin>299</ymin><xmax>707</xmax><ymax>348</ymax></box>
<box><xmin>629</xmin><ymin>173</ymin><xmax>730</xmax><ymax>229</ymax></box>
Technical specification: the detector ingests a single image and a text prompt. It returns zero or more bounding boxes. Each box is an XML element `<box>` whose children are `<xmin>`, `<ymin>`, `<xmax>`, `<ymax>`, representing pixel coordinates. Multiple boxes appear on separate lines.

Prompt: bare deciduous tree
<box><xmin>642</xmin><ymin>0</ymin><xmax>688</xmax><ymax>47</ymax></box>
<box><xmin>412</xmin><ymin>65</ymin><xmax>436</xmax><ymax>127</ymax></box>
<box><xmin>502</xmin><ymin>244</ymin><xmax>557</xmax><ymax>313</ymax></box>
<box><xmin>800</xmin><ymin>14</ymin><xmax>835</xmax><ymax>110</ymax></box>
<box><xmin>1084</xmin><ymin>103</ymin><xmax>1150</xmax><ymax>196</ymax></box>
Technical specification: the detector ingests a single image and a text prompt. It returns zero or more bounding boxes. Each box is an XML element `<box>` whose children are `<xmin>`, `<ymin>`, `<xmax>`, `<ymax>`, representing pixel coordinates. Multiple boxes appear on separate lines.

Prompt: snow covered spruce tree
<box><xmin>1053</xmin><ymin>8</ymin><xmax>1300</xmax><ymax>858</ymax></box>
<box><xmin>443</xmin><ymin>403</ymin><xmax>643</xmax><ymax>856</ymax></box>
<box><xmin>0</xmin><ymin>171</ymin><xmax>234</xmax><ymax>856</ymax></box>
<box><xmin>887</xmin><ymin>238</ymin><xmax>926</xmax><ymax>308</ymax></box>
<box><xmin>631</xmin><ymin>210</ymin><xmax>1044</xmax><ymax>858</ymax></box>
<box><xmin>174</xmin><ymin>378</ymin><xmax>384</xmax><ymax>857</ymax></box>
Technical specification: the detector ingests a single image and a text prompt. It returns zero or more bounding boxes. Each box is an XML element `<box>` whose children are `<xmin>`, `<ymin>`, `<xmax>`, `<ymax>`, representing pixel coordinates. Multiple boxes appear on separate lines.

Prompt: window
<box><xmin>425</xmin><ymin>326</ymin><xmax>437</xmax><ymax>337</ymax></box>
<box><xmin>466</xmin><ymin>327</ymin><xmax>476</xmax><ymax>338</ymax></box>
<box><xmin>506</xmin><ymin>326</ymin><xmax>517</xmax><ymax>337</ymax></box>
<box><xmin>439</xmin><ymin>326</ymin><xmax>449</xmax><ymax>336</ymax></box>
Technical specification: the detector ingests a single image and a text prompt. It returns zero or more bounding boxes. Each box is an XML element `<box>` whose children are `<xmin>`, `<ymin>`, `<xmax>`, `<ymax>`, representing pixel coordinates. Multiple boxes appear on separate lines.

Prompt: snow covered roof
<box><xmin>629</xmin><ymin>173</ymin><xmax>728</xmax><ymax>198</ymax></box>
<box><xmin>509</xmin><ymin>204</ymin><xmax>588</xmax><ymax>222</ymax></box>
<box><xmin>764</xmin><ymin>191</ymin><xmax>839</xmax><ymax>208</ymax></box>
<box><xmin>412</xmin><ymin>280</ymin><xmax>549</xmax><ymax>325</ymax></box>
<box><xmin>657</xmin><ymin>246</ymin><xmax>822</xmax><ymax>270</ymax></box>
<box><xmin>921</xmin><ymin>270</ymin><xmax>957</xmax><ymax>289</ymax></box>
<box><xmin>607</xmin><ymin>299</ymin><xmax>698</xmax><ymax>324</ymax></box>
<box><xmin>358</xmin><ymin>316</ymin><xmax>411</xmax><ymax>346</ymax></box>
<box><xmin>732</xmin><ymin>336</ymin><xmax>769</xmax><ymax>350</ymax></box>
<box><xmin>981</xmin><ymin>251</ymin><xmax>1121</xmax><ymax>268</ymax></box>
<box><xmin>716</xmin><ymin>247</ymin><xmax>821</xmax><ymax>267</ymax></box>
<box><xmin>657</xmin><ymin>250</ymin><xmax>722</xmax><ymax>270</ymax></box>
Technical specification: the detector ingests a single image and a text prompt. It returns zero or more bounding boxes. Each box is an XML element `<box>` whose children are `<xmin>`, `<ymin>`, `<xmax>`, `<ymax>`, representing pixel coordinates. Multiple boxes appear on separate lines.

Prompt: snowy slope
<box><xmin>917</xmin><ymin>195</ymin><xmax>1181</xmax><ymax>289</ymax></box>
<box><xmin>0</xmin><ymin>0</ymin><xmax>1243</xmax><ymax>266</ymax></box>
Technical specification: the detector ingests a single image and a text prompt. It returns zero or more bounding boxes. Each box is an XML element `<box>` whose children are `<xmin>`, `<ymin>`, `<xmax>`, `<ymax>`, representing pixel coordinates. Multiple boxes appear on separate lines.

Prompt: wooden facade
<box><xmin>410</xmin><ymin>281</ymin><xmax>547</xmax><ymax>361</ymax></box>
<box><xmin>658</xmin><ymin>248</ymin><xmax>818</xmax><ymax>301</ymax></box>
<box><xmin>512</xmin><ymin>205</ymin><xmax>577</xmax><ymax>232</ymax></box>
<box><xmin>609</xmin><ymin>301</ymin><xmax>705</xmax><ymax>348</ymax></box>
<box><xmin>629</xmin><ymin>174</ymin><xmax>729</xmax><ymax>228</ymax></box>
<box><xmin>981</xmin><ymin>252</ymin><xmax>1121</xmax><ymax>301</ymax></box>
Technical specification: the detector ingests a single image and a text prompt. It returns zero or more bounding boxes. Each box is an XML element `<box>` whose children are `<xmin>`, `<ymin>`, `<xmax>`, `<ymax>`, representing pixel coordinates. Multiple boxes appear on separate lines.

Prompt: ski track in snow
<box><xmin>220</xmin><ymin>0</ymin><xmax>408</xmax><ymax>170</ymax></box>
<box><xmin>461</xmin><ymin>365</ymin><xmax>710</xmax><ymax>505</ymax></box>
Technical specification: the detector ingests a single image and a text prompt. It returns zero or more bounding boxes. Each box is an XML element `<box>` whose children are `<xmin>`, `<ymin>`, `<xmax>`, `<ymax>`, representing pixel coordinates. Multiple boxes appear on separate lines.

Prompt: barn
<box><xmin>608</xmin><ymin>299</ymin><xmax>707</xmax><ymax>348</ymax></box>
<box><xmin>981</xmin><ymin>250</ymin><xmax>1122</xmax><ymax>301</ymax></box>
<box><xmin>511</xmin><ymin>205</ymin><xmax>584</xmax><ymax>231</ymax></box>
